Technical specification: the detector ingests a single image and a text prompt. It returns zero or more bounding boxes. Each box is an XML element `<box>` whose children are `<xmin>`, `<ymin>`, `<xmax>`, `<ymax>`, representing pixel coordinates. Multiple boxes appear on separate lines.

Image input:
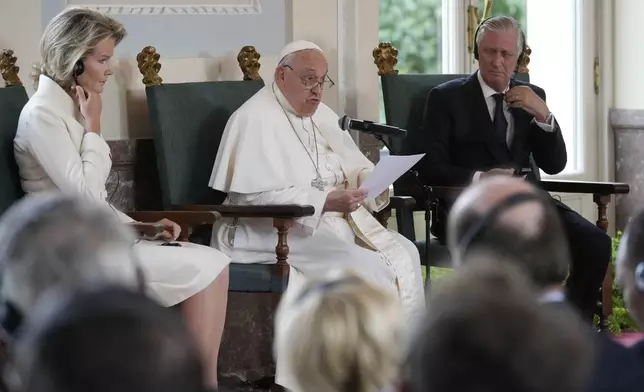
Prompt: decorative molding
<box><xmin>74</xmin><ymin>1</ymin><xmax>262</xmax><ymax>15</ymax></box>
<box><xmin>610</xmin><ymin>108</ymin><xmax>644</xmax><ymax>130</ymax></box>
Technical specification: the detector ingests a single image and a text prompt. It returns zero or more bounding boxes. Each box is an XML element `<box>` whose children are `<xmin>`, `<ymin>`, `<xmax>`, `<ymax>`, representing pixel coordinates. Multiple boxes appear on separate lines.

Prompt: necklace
<box><xmin>273</xmin><ymin>83</ymin><xmax>328</xmax><ymax>191</ymax></box>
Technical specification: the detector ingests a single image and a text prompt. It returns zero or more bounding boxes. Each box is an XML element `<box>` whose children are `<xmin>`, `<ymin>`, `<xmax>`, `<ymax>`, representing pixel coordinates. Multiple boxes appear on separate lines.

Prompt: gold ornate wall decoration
<box><xmin>516</xmin><ymin>45</ymin><xmax>531</xmax><ymax>73</ymax></box>
<box><xmin>0</xmin><ymin>49</ymin><xmax>23</xmax><ymax>87</ymax></box>
<box><xmin>593</xmin><ymin>56</ymin><xmax>600</xmax><ymax>94</ymax></box>
<box><xmin>237</xmin><ymin>46</ymin><xmax>261</xmax><ymax>81</ymax></box>
<box><xmin>373</xmin><ymin>42</ymin><xmax>399</xmax><ymax>76</ymax></box>
<box><xmin>467</xmin><ymin>6</ymin><xmax>480</xmax><ymax>54</ymax></box>
<box><xmin>136</xmin><ymin>46</ymin><xmax>163</xmax><ymax>86</ymax></box>
<box><xmin>467</xmin><ymin>0</ymin><xmax>494</xmax><ymax>54</ymax></box>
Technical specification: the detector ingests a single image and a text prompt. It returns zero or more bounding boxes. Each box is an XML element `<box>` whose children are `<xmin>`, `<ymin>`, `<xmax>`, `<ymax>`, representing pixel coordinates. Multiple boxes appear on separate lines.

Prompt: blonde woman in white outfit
<box><xmin>13</xmin><ymin>7</ymin><xmax>230</xmax><ymax>388</ymax></box>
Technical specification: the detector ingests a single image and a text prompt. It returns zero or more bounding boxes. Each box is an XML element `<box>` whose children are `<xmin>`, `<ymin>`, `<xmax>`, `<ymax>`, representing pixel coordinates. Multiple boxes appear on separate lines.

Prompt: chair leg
<box><xmin>272</xmin><ymin>219</ymin><xmax>291</xmax><ymax>292</ymax></box>
<box><xmin>273</xmin><ymin>219</ymin><xmax>292</xmax><ymax>272</ymax></box>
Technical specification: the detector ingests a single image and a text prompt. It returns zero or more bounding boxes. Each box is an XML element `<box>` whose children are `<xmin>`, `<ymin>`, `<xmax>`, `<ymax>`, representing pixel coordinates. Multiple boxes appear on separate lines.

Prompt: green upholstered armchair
<box><xmin>0</xmin><ymin>50</ymin><xmax>28</xmax><ymax>216</ymax></box>
<box><xmin>373</xmin><ymin>42</ymin><xmax>630</xmax><ymax>330</ymax></box>
<box><xmin>136</xmin><ymin>45</ymin><xmax>316</xmax><ymax>294</ymax></box>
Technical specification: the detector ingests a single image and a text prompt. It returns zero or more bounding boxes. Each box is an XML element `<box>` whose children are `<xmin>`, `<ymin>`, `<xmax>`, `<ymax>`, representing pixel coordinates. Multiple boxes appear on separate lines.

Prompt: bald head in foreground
<box><xmin>208</xmin><ymin>41</ymin><xmax>425</xmax><ymax>391</ymax></box>
<box><xmin>447</xmin><ymin>176</ymin><xmax>570</xmax><ymax>293</ymax></box>
<box><xmin>0</xmin><ymin>193</ymin><xmax>142</xmax><ymax>320</ymax></box>
<box><xmin>408</xmin><ymin>257</ymin><xmax>594</xmax><ymax>392</ymax></box>
<box><xmin>447</xmin><ymin>177</ymin><xmax>644</xmax><ymax>392</ymax></box>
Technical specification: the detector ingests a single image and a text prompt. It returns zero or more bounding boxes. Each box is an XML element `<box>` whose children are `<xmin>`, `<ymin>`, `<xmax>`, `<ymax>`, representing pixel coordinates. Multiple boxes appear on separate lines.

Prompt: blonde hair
<box><xmin>274</xmin><ymin>270</ymin><xmax>404</xmax><ymax>392</ymax></box>
<box><xmin>33</xmin><ymin>7</ymin><xmax>126</xmax><ymax>90</ymax></box>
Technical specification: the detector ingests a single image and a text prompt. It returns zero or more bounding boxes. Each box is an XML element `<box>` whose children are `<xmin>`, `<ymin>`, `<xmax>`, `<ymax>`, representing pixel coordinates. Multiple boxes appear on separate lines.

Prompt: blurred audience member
<box><xmin>274</xmin><ymin>269</ymin><xmax>405</xmax><ymax>392</ymax></box>
<box><xmin>616</xmin><ymin>209</ymin><xmax>644</xmax><ymax>360</ymax></box>
<box><xmin>448</xmin><ymin>176</ymin><xmax>570</xmax><ymax>296</ymax></box>
<box><xmin>0</xmin><ymin>192</ymin><xmax>141</xmax><ymax>335</ymax></box>
<box><xmin>448</xmin><ymin>176</ymin><xmax>644</xmax><ymax>392</ymax></box>
<box><xmin>11</xmin><ymin>285</ymin><xmax>206</xmax><ymax>392</ymax></box>
<box><xmin>408</xmin><ymin>256</ymin><xmax>594</xmax><ymax>392</ymax></box>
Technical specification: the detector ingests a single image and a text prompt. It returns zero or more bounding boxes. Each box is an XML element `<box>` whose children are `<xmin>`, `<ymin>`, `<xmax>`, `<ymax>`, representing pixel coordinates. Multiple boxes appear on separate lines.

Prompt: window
<box><xmin>379</xmin><ymin>0</ymin><xmax>444</xmax><ymax>75</ymax></box>
<box><xmin>476</xmin><ymin>0</ymin><xmax>526</xmax><ymax>30</ymax></box>
<box><xmin>378</xmin><ymin>0</ymin><xmax>443</xmax><ymax>126</ymax></box>
<box><xmin>525</xmin><ymin>0</ymin><xmax>586</xmax><ymax>175</ymax></box>
<box><xmin>377</xmin><ymin>0</ymin><xmax>528</xmax><ymax>132</ymax></box>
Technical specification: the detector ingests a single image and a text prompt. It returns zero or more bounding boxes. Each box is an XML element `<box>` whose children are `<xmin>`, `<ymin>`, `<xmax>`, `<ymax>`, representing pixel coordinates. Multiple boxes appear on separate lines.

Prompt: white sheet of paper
<box><xmin>359</xmin><ymin>154</ymin><xmax>425</xmax><ymax>199</ymax></box>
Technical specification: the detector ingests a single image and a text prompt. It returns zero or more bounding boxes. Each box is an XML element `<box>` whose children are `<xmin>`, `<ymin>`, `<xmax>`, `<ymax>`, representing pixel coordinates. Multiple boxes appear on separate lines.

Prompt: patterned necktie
<box><xmin>493</xmin><ymin>93</ymin><xmax>508</xmax><ymax>145</ymax></box>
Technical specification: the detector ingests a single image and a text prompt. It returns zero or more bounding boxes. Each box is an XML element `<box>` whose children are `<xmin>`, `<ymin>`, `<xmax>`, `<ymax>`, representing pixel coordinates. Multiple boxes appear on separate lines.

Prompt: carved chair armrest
<box><xmin>539</xmin><ymin>180</ymin><xmax>630</xmax><ymax>196</ymax></box>
<box><xmin>419</xmin><ymin>180</ymin><xmax>631</xmax><ymax>200</ymax></box>
<box><xmin>128</xmin><ymin>210</ymin><xmax>219</xmax><ymax>225</ymax></box>
<box><xmin>127</xmin><ymin>211</ymin><xmax>220</xmax><ymax>241</ymax></box>
<box><xmin>169</xmin><ymin>204</ymin><xmax>314</xmax><ymax>268</ymax></box>
<box><xmin>172</xmin><ymin>204</ymin><xmax>315</xmax><ymax>219</ymax></box>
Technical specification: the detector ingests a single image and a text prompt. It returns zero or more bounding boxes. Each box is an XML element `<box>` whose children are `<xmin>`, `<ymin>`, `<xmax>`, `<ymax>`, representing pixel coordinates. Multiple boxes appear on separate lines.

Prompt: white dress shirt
<box><xmin>473</xmin><ymin>71</ymin><xmax>556</xmax><ymax>181</ymax></box>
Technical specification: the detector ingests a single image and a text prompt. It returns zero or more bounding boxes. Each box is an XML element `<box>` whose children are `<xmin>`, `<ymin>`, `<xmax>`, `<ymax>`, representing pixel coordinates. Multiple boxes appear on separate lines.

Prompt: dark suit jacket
<box><xmin>543</xmin><ymin>301</ymin><xmax>644</xmax><ymax>392</ymax></box>
<box><xmin>404</xmin><ymin>73</ymin><xmax>568</xmax><ymax>238</ymax></box>
<box><xmin>590</xmin><ymin>333</ymin><xmax>644</xmax><ymax>392</ymax></box>
<box><xmin>407</xmin><ymin>73</ymin><xmax>567</xmax><ymax>187</ymax></box>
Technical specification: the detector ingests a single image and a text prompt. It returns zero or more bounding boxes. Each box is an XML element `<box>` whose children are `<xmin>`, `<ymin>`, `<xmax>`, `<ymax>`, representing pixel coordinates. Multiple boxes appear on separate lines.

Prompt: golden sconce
<box><xmin>467</xmin><ymin>0</ymin><xmax>494</xmax><ymax>55</ymax></box>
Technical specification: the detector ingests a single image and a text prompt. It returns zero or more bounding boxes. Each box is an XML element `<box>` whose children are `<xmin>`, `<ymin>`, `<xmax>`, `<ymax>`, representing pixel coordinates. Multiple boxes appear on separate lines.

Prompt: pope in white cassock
<box><xmin>209</xmin><ymin>41</ymin><xmax>425</xmax><ymax>386</ymax></box>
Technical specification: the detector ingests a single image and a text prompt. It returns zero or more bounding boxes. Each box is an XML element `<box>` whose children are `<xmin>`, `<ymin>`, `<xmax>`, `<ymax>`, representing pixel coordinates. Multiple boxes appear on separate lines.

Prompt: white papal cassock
<box><xmin>209</xmin><ymin>41</ymin><xmax>425</xmax><ymax>388</ymax></box>
<box><xmin>13</xmin><ymin>75</ymin><xmax>231</xmax><ymax>309</ymax></box>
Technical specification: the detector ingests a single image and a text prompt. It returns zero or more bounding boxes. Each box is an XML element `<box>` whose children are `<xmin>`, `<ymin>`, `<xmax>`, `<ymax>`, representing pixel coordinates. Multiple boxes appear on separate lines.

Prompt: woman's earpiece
<box><xmin>73</xmin><ymin>60</ymin><xmax>85</xmax><ymax>78</ymax></box>
<box><xmin>72</xmin><ymin>59</ymin><xmax>85</xmax><ymax>87</ymax></box>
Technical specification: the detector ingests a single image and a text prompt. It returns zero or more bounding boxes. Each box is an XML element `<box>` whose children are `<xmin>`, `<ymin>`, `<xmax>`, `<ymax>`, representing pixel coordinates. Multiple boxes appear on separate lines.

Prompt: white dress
<box><xmin>13</xmin><ymin>75</ymin><xmax>230</xmax><ymax>307</ymax></box>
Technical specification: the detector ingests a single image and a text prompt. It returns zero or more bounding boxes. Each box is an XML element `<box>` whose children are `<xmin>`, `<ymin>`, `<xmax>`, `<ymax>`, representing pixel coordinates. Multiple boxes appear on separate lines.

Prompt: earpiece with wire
<box><xmin>72</xmin><ymin>59</ymin><xmax>88</xmax><ymax>98</ymax></box>
<box><xmin>72</xmin><ymin>59</ymin><xmax>84</xmax><ymax>85</ymax></box>
<box><xmin>454</xmin><ymin>193</ymin><xmax>544</xmax><ymax>264</ymax></box>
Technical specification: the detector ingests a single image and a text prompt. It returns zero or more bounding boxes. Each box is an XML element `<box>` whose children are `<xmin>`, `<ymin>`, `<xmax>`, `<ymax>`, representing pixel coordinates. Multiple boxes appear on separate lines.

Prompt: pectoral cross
<box><xmin>311</xmin><ymin>176</ymin><xmax>328</xmax><ymax>191</ymax></box>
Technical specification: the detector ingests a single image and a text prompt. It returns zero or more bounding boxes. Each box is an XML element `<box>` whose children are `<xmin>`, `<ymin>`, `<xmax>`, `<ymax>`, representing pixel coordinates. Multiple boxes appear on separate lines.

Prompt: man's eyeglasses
<box><xmin>283</xmin><ymin>65</ymin><xmax>335</xmax><ymax>90</ymax></box>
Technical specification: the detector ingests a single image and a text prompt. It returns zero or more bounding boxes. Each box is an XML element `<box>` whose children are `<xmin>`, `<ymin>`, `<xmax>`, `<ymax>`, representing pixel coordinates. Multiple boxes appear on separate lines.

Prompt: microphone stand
<box><xmin>373</xmin><ymin>134</ymin><xmax>434</xmax><ymax>291</ymax></box>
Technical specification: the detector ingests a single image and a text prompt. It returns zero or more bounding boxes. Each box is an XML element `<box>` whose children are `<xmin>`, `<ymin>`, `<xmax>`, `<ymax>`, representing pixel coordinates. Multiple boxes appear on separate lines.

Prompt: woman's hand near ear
<box><xmin>75</xmin><ymin>85</ymin><xmax>102</xmax><ymax>134</ymax></box>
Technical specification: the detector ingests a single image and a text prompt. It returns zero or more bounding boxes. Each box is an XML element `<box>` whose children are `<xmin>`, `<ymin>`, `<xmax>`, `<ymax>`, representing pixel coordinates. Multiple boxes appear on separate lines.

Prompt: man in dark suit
<box><xmin>409</xmin><ymin>15</ymin><xmax>611</xmax><ymax>323</ymax></box>
<box><xmin>446</xmin><ymin>176</ymin><xmax>644</xmax><ymax>392</ymax></box>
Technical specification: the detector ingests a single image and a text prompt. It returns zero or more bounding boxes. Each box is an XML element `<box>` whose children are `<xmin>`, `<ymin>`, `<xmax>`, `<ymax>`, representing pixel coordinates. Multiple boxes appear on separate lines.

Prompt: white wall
<box><xmin>0</xmin><ymin>0</ymin><xmax>42</xmax><ymax>95</ymax></box>
<box><xmin>0</xmin><ymin>0</ymin><xmax>380</xmax><ymax>141</ymax></box>
<box><xmin>614</xmin><ymin>0</ymin><xmax>644</xmax><ymax>110</ymax></box>
<box><xmin>290</xmin><ymin>0</ymin><xmax>380</xmax><ymax>122</ymax></box>
<box><xmin>0</xmin><ymin>0</ymin><xmax>289</xmax><ymax>140</ymax></box>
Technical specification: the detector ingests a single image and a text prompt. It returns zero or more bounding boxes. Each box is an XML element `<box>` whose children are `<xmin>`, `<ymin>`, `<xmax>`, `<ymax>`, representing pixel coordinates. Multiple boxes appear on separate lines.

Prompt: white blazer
<box><xmin>14</xmin><ymin>75</ymin><xmax>113</xmax><ymax>205</ymax></box>
<box><xmin>13</xmin><ymin>75</ymin><xmax>230</xmax><ymax>307</ymax></box>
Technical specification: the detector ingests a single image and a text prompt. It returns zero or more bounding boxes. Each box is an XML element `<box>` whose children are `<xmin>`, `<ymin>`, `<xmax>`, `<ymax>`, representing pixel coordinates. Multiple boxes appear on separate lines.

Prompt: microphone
<box><xmin>338</xmin><ymin>115</ymin><xmax>407</xmax><ymax>139</ymax></box>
